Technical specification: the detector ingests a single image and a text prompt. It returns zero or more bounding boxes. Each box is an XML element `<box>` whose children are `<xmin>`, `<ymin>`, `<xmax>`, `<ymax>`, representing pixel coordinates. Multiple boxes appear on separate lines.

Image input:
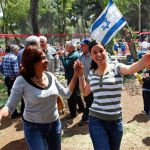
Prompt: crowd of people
<box><xmin>0</xmin><ymin>35</ymin><xmax>150</xmax><ymax>150</ymax></box>
<box><xmin>113</xmin><ymin>36</ymin><xmax>150</xmax><ymax>58</ymax></box>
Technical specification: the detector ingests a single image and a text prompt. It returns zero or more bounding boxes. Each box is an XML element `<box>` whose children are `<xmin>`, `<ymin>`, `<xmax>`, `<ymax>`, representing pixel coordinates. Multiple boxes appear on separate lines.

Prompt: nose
<box><xmin>97</xmin><ymin>52</ymin><xmax>102</xmax><ymax>56</ymax></box>
<box><xmin>46</xmin><ymin>59</ymin><xmax>49</xmax><ymax>63</ymax></box>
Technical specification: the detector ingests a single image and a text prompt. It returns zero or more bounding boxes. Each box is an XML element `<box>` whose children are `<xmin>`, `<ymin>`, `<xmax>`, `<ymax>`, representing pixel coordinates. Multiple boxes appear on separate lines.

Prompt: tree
<box><xmin>29</xmin><ymin>0</ymin><xmax>39</xmax><ymax>34</ymax></box>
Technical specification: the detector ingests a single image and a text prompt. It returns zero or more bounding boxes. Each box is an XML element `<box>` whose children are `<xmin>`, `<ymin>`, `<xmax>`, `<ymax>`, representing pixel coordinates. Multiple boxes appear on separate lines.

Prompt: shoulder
<box><xmin>45</xmin><ymin>71</ymin><xmax>56</xmax><ymax>80</ymax></box>
<box><xmin>110</xmin><ymin>63</ymin><xmax>124</xmax><ymax>75</ymax></box>
<box><xmin>18</xmin><ymin>49</ymin><xmax>24</xmax><ymax>56</ymax></box>
<box><xmin>48</xmin><ymin>46</ymin><xmax>56</xmax><ymax>52</ymax></box>
<box><xmin>15</xmin><ymin>76</ymin><xmax>26</xmax><ymax>84</ymax></box>
<box><xmin>73</xmin><ymin>51</ymin><xmax>79</xmax><ymax>57</ymax></box>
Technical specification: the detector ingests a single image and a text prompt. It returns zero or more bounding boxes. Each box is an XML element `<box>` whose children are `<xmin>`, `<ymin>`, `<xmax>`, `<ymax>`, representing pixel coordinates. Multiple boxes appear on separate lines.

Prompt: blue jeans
<box><xmin>23</xmin><ymin>119</ymin><xmax>62</xmax><ymax>150</ymax></box>
<box><xmin>89</xmin><ymin>116</ymin><xmax>123</xmax><ymax>150</ymax></box>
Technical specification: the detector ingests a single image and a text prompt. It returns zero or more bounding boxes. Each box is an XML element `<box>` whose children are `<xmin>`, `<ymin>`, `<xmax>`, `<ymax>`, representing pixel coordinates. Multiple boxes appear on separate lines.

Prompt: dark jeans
<box><xmin>81</xmin><ymin>92</ymin><xmax>93</xmax><ymax>121</ymax></box>
<box><xmin>23</xmin><ymin>119</ymin><xmax>61</xmax><ymax>150</ymax></box>
<box><xmin>142</xmin><ymin>91</ymin><xmax>150</xmax><ymax>115</ymax></box>
<box><xmin>89</xmin><ymin>116</ymin><xmax>123</xmax><ymax>150</ymax></box>
<box><xmin>67</xmin><ymin>79</ymin><xmax>84</xmax><ymax>117</ymax></box>
<box><xmin>4</xmin><ymin>77</ymin><xmax>16</xmax><ymax>96</ymax></box>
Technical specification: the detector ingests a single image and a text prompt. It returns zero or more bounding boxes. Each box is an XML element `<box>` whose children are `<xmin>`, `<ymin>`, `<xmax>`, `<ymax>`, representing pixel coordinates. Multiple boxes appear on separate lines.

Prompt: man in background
<box><xmin>58</xmin><ymin>41</ymin><xmax>85</xmax><ymax>119</ymax></box>
<box><xmin>39</xmin><ymin>36</ymin><xmax>60</xmax><ymax>74</ymax></box>
<box><xmin>79</xmin><ymin>38</ymin><xmax>93</xmax><ymax>125</ymax></box>
<box><xmin>1</xmin><ymin>44</ymin><xmax>20</xmax><ymax>118</ymax></box>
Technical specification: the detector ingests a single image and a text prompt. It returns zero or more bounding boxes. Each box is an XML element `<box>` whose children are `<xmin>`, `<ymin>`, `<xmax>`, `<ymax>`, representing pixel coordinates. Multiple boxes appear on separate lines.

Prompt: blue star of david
<box><xmin>101</xmin><ymin>18</ymin><xmax>111</xmax><ymax>31</ymax></box>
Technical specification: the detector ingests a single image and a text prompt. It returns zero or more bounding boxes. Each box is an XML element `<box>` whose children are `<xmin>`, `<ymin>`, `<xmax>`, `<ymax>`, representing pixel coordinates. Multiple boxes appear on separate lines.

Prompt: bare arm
<box><xmin>68</xmin><ymin>73</ymin><xmax>78</xmax><ymax>92</ymax></box>
<box><xmin>120</xmin><ymin>52</ymin><xmax>150</xmax><ymax>75</ymax></box>
<box><xmin>79</xmin><ymin>77</ymin><xmax>91</xmax><ymax>96</ymax></box>
<box><xmin>74</xmin><ymin>60</ymin><xmax>91</xmax><ymax>96</ymax></box>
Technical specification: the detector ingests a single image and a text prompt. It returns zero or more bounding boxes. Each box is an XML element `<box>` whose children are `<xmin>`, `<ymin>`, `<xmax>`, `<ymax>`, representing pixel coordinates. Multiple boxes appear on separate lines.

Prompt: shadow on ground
<box><xmin>0</xmin><ymin>118</ymin><xmax>13</xmax><ymax>130</ymax></box>
<box><xmin>0</xmin><ymin>117</ymin><xmax>23</xmax><ymax>131</ymax></box>
<box><xmin>1</xmin><ymin>138</ymin><xmax>28</xmax><ymax>150</ymax></box>
<box><xmin>61</xmin><ymin>113</ymin><xmax>89</xmax><ymax>138</ymax></box>
<box><xmin>142</xmin><ymin>137</ymin><xmax>150</xmax><ymax>146</ymax></box>
<box><xmin>127</xmin><ymin>113</ymin><xmax>150</xmax><ymax>123</ymax></box>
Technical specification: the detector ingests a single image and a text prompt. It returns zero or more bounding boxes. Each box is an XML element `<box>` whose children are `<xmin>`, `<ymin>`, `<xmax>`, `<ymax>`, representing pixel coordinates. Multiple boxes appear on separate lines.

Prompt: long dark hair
<box><xmin>89</xmin><ymin>40</ymin><xmax>99</xmax><ymax>70</ymax></box>
<box><xmin>20</xmin><ymin>45</ymin><xmax>43</xmax><ymax>78</ymax></box>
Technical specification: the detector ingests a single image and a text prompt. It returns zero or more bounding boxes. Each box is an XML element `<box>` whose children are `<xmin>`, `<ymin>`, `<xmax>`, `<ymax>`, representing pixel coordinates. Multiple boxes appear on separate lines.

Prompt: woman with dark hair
<box><xmin>0</xmin><ymin>45</ymin><xmax>78</xmax><ymax>150</ymax></box>
<box><xmin>74</xmin><ymin>41</ymin><xmax>150</xmax><ymax>150</ymax></box>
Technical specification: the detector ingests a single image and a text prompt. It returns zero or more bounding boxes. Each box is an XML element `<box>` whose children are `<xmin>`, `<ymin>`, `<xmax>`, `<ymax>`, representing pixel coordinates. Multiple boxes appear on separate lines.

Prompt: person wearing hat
<box><xmin>79</xmin><ymin>38</ymin><xmax>94</xmax><ymax>125</ymax></box>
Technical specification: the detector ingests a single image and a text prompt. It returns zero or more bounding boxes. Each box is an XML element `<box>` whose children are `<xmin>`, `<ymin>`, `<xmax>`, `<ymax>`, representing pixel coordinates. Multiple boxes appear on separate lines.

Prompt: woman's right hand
<box><xmin>73</xmin><ymin>60</ymin><xmax>84</xmax><ymax>77</ymax></box>
<box><xmin>0</xmin><ymin>106</ymin><xmax>10</xmax><ymax>125</ymax></box>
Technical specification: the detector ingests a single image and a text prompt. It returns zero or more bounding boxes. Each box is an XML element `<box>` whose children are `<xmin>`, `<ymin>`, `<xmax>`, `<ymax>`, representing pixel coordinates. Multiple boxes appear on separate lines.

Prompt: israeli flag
<box><xmin>90</xmin><ymin>0</ymin><xmax>126</xmax><ymax>46</ymax></box>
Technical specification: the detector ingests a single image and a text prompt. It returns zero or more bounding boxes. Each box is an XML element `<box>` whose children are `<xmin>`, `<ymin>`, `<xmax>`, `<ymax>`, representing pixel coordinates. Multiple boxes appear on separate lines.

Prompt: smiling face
<box><xmin>90</xmin><ymin>44</ymin><xmax>106</xmax><ymax>66</ymax></box>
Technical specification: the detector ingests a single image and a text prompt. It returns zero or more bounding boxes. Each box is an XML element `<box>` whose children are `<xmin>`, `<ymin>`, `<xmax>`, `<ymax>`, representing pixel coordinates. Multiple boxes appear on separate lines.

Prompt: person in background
<box><xmin>58</xmin><ymin>41</ymin><xmax>85</xmax><ymax>119</ymax></box>
<box><xmin>74</xmin><ymin>40</ymin><xmax>150</xmax><ymax>150</ymax></box>
<box><xmin>1</xmin><ymin>44</ymin><xmax>20</xmax><ymax>118</ymax></box>
<box><xmin>138</xmin><ymin>37</ymin><xmax>149</xmax><ymax>59</ymax></box>
<box><xmin>39</xmin><ymin>36</ymin><xmax>60</xmax><ymax>74</ymax></box>
<box><xmin>17</xmin><ymin>35</ymin><xmax>40</xmax><ymax>115</ymax></box>
<box><xmin>141</xmin><ymin>69</ymin><xmax>150</xmax><ymax>116</ymax></box>
<box><xmin>0</xmin><ymin>44</ymin><xmax>78</xmax><ymax>150</ymax></box>
<box><xmin>5</xmin><ymin>45</ymin><xmax>11</xmax><ymax>53</ymax></box>
<box><xmin>140</xmin><ymin>37</ymin><xmax>149</xmax><ymax>51</ymax></box>
<box><xmin>76</xmin><ymin>42</ymin><xmax>82</xmax><ymax>54</ymax></box>
<box><xmin>79</xmin><ymin>38</ymin><xmax>93</xmax><ymax>125</ymax></box>
<box><xmin>113</xmin><ymin>39</ymin><xmax>119</xmax><ymax>55</ymax></box>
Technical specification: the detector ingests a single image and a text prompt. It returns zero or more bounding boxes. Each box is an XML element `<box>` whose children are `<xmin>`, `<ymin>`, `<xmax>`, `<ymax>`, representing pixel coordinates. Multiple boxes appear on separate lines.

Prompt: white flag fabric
<box><xmin>90</xmin><ymin>0</ymin><xmax>126</xmax><ymax>46</ymax></box>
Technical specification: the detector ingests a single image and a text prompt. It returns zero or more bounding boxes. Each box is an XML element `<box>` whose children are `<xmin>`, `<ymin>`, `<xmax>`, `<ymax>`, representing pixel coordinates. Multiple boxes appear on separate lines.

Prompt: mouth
<box><xmin>96</xmin><ymin>57</ymin><xmax>103</xmax><ymax>61</ymax></box>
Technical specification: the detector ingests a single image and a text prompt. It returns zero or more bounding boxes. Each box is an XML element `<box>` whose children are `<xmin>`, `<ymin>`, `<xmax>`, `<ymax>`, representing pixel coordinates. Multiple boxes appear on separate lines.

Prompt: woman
<box><xmin>74</xmin><ymin>41</ymin><xmax>150</xmax><ymax>150</ymax></box>
<box><xmin>0</xmin><ymin>45</ymin><xmax>78</xmax><ymax>150</ymax></box>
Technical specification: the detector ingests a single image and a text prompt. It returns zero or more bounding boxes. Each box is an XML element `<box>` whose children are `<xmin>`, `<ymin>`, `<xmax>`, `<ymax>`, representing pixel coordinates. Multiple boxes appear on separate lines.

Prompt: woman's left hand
<box><xmin>141</xmin><ymin>52</ymin><xmax>150</xmax><ymax>69</ymax></box>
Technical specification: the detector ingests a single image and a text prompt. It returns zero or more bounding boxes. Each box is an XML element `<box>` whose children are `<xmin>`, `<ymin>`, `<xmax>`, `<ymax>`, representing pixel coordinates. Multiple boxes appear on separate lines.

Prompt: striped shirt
<box><xmin>88</xmin><ymin>63</ymin><xmax>123</xmax><ymax>121</ymax></box>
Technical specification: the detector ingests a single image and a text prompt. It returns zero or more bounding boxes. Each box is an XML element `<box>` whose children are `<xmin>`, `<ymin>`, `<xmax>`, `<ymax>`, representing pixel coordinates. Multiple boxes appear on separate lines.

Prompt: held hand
<box><xmin>141</xmin><ymin>52</ymin><xmax>150</xmax><ymax>69</ymax></box>
<box><xmin>57</xmin><ymin>49</ymin><xmax>65</xmax><ymax>56</ymax></box>
<box><xmin>73</xmin><ymin>60</ymin><xmax>84</xmax><ymax>77</ymax></box>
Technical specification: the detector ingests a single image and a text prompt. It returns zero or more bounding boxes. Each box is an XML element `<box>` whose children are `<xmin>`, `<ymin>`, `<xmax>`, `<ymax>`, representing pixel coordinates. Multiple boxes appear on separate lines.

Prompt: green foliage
<box><xmin>0</xmin><ymin>75</ymin><xmax>7</xmax><ymax>108</ymax></box>
<box><xmin>0</xmin><ymin>0</ymin><xmax>149</xmax><ymax>44</ymax></box>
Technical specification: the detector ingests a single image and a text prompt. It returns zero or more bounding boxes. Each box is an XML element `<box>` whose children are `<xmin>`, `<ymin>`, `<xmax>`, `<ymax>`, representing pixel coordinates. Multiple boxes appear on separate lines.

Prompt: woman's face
<box><xmin>35</xmin><ymin>51</ymin><xmax>49</xmax><ymax>71</ymax></box>
<box><xmin>91</xmin><ymin>44</ymin><xmax>106</xmax><ymax>65</ymax></box>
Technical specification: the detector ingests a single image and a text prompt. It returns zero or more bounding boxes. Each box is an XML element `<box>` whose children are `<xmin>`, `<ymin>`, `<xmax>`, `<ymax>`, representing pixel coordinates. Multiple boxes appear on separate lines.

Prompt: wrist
<box><xmin>79</xmin><ymin>74</ymin><xmax>84</xmax><ymax>79</ymax></box>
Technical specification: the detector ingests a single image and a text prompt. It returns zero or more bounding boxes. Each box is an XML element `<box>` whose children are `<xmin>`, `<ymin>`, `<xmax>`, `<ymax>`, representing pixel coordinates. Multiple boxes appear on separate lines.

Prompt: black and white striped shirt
<box><xmin>88</xmin><ymin>63</ymin><xmax>124</xmax><ymax>121</ymax></box>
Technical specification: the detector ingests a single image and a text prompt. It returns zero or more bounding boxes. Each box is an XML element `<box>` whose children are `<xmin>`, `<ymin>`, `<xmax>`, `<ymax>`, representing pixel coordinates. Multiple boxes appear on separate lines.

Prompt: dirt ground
<box><xmin>0</xmin><ymin>87</ymin><xmax>150</xmax><ymax>150</ymax></box>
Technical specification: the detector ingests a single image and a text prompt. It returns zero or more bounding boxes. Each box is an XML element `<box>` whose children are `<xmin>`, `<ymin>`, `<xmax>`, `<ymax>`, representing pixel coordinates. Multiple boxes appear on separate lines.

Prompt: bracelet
<box><xmin>79</xmin><ymin>75</ymin><xmax>84</xmax><ymax>79</ymax></box>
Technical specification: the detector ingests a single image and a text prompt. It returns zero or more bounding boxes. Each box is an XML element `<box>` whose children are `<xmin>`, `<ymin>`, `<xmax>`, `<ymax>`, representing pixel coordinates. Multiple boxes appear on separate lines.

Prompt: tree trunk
<box><xmin>123</xmin><ymin>28</ymin><xmax>138</xmax><ymax>62</ymax></box>
<box><xmin>29</xmin><ymin>0</ymin><xmax>39</xmax><ymax>34</ymax></box>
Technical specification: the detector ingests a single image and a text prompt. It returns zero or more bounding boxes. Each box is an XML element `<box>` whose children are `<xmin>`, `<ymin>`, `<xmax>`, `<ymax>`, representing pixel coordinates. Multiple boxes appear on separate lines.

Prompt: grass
<box><xmin>0</xmin><ymin>74</ymin><xmax>7</xmax><ymax>108</ymax></box>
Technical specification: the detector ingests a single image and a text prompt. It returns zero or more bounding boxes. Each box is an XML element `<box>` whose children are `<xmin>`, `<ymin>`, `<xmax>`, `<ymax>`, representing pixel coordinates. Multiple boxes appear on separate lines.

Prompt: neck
<box><xmin>96</xmin><ymin>63</ymin><xmax>109</xmax><ymax>75</ymax></box>
<box><xmin>83</xmin><ymin>51</ymin><xmax>89</xmax><ymax>55</ymax></box>
<box><xmin>34</xmin><ymin>71</ymin><xmax>44</xmax><ymax>79</ymax></box>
